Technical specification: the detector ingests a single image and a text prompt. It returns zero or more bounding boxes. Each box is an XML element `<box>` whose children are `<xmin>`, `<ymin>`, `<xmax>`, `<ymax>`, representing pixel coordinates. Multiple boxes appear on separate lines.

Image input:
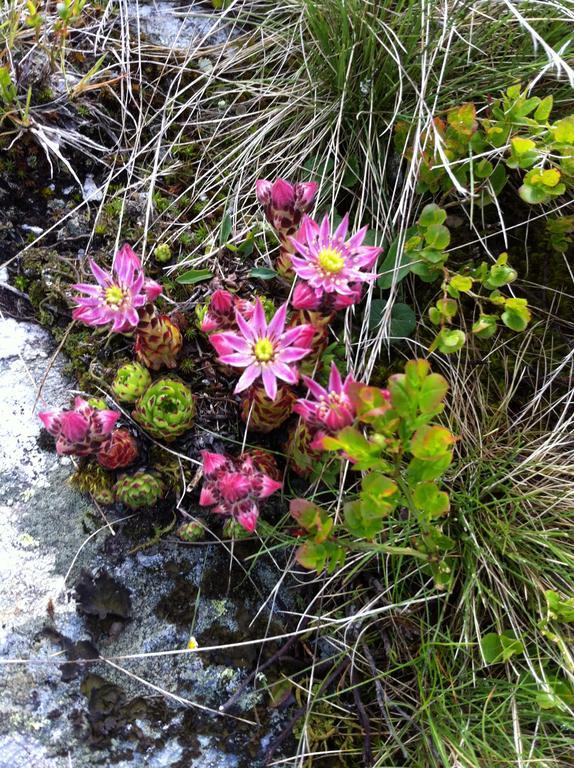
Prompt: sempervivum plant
<box><xmin>135</xmin><ymin>307</ymin><xmax>183</xmax><ymax>371</ymax></box>
<box><xmin>112</xmin><ymin>362</ymin><xmax>152</xmax><ymax>404</ymax></box>
<box><xmin>97</xmin><ymin>428</ymin><xmax>139</xmax><ymax>470</ymax></box>
<box><xmin>290</xmin><ymin>213</ymin><xmax>382</xmax><ymax>311</ymax></box>
<box><xmin>39</xmin><ymin>397</ymin><xmax>119</xmax><ymax>456</ymax></box>
<box><xmin>132</xmin><ymin>377</ymin><xmax>196</xmax><ymax>441</ymax></box>
<box><xmin>114</xmin><ymin>470</ymin><xmax>165</xmax><ymax>510</ymax></box>
<box><xmin>240</xmin><ymin>384</ymin><xmax>297</xmax><ymax>433</ymax></box>
<box><xmin>241</xmin><ymin>448</ymin><xmax>281</xmax><ymax>481</ymax></box>
<box><xmin>197</xmin><ymin>289</ymin><xmax>254</xmax><ymax>334</ymax></box>
<box><xmin>293</xmin><ymin>363</ymin><xmax>358</xmax><ymax>450</ymax></box>
<box><xmin>284</xmin><ymin>421</ymin><xmax>323</xmax><ymax>477</ymax></box>
<box><xmin>209</xmin><ymin>300</ymin><xmax>313</xmax><ymax>401</ymax></box>
<box><xmin>72</xmin><ymin>244</ymin><xmax>161</xmax><ymax>333</ymax></box>
<box><xmin>199</xmin><ymin>450</ymin><xmax>282</xmax><ymax>532</ymax></box>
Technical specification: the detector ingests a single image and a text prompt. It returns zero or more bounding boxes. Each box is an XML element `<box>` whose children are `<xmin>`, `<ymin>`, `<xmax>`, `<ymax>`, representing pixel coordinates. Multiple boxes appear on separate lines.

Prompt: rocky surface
<box><xmin>0</xmin><ymin>313</ymin><xmax>288</xmax><ymax>767</ymax></box>
<box><xmin>133</xmin><ymin>0</ymin><xmax>237</xmax><ymax>48</ymax></box>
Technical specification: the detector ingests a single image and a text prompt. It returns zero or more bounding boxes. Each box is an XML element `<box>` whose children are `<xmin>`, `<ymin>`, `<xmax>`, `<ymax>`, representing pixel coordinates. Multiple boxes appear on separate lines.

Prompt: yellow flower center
<box><xmin>254</xmin><ymin>337</ymin><xmax>274</xmax><ymax>362</ymax></box>
<box><xmin>105</xmin><ymin>285</ymin><xmax>125</xmax><ymax>306</ymax></box>
<box><xmin>317</xmin><ymin>246</ymin><xmax>345</xmax><ymax>274</ymax></box>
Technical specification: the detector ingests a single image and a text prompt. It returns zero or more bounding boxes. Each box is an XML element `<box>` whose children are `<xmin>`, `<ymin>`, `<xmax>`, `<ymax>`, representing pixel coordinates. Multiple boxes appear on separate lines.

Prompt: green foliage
<box><xmin>292</xmin><ymin>360</ymin><xmax>455</xmax><ymax>585</ymax></box>
<box><xmin>0</xmin><ymin>66</ymin><xmax>17</xmax><ymax>107</ymax></box>
<box><xmin>481</xmin><ymin>631</ymin><xmax>524</xmax><ymax>665</ymax></box>
<box><xmin>397</xmin><ymin>83</ymin><xmax>574</xmax><ymax>206</ymax></box>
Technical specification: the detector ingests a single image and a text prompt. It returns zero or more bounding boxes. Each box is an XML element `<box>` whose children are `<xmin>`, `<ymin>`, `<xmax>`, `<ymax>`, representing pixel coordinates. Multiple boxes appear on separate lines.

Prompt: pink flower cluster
<box><xmin>294</xmin><ymin>363</ymin><xmax>357</xmax><ymax>449</ymax></box>
<box><xmin>199</xmin><ymin>450</ymin><xmax>282</xmax><ymax>532</ymax></box>
<box><xmin>200</xmin><ymin>290</ymin><xmax>254</xmax><ymax>334</ymax></box>
<box><xmin>256</xmin><ymin>178</ymin><xmax>317</xmax><ymax>240</ymax></box>
<box><xmin>255</xmin><ymin>179</ymin><xmax>382</xmax><ymax>312</ymax></box>
<box><xmin>210</xmin><ymin>299</ymin><xmax>314</xmax><ymax>401</ymax></box>
<box><xmin>290</xmin><ymin>213</ymin><xmax>381</xmax><ymax>311</ymax></box>
<box><xmin>72</xmin><ymin>245</ymin><xmax>161</xmax><ymax>333</ymax></box>
<box><xmin>39</xmin><ymin>397</ymin><xmax>119</xmax><ymax>456</ymax></box>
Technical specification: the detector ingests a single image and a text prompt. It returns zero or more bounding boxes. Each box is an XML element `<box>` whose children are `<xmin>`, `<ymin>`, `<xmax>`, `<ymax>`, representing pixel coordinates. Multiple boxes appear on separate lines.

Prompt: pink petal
<box><xmin>267</xmin><ymin>303</ymin><xmax>287</xmax><ymax>338</ymax></box>
<box><xmin>113</xmin><ymin>244</ymin><xmax>140</xmax><ymax>285</ymax></box>
<box><xmin>60</xmin><ymin>411</ymin><xmax>90</xmax><ymax>442</ymax></box>
<box><xmin>210</xmin><ymin>332</ymin><xmax>244</xmax><ymax>356</ymax></box>
<box><xmin>236</xmin><ymin>503</ymin><xmax>259</xmax><ymax>533</ymax></box>
<box><xmin>291</xmin><ymin>282</ymin><xmax>321</xmax><ymax>310</ymax></box>
<box><xmin>235</xmin><ymin>309</ymin><xmax>257</xmax><ymax>343</ymax></box>
<box><xmin>252</xmin><ymin>299</ymin><xmax>267</xmax><ymax>336</ymax></box>
<box><xmin>72</xmin><ymin>283</ymin><xmax>103</xmax><ymax>297</ymax></box>
<box><xmin>144</xmin><ymin>278</ymin><xmax>162</xmax><ymax>301</ymax></box>
<box><xmin>199</xmin><ymin>486</ymin><xmax>217</xmax><ymax>506</ymax></box>
<box><xmin>211</xmin><ymin>290</ymin><xmax>234</xmax><ymax>314</ymax></box>
<box><xmin>334</xmin><ymin>213</ymin><xmax>349</xmax><ymax>242</ymax></box>
<box><xmin>319</xmin><ymin>214</ymin><xmax>331</xmax><ymax>243</ymax></box>
<box><xmin>93</xmin><ymin>410</ymin><xmax>120</xmax><ymax>435</ymax></box>
<box><xmin>38</xmin><ymin>410</ymin><xmax>61</xmax><ymax>436</ymax></box>
<box><xmin>270</xmin><ymin>361</ymin><xmax>298</xmax><ymax>386</ymax></box>
<box><xmin>292</xmin><ymin>400</ymin><xmax>316</xmax><ymax>423</ymax></box>
<box><xmin>277</xmin><ymin>347</ymin><xmax>310</xmax><ymax>364</ymax></box>
<box><xmin>201</xmin><ymin>451</ymin><xmax>229</xmax><ymax>476</ymax></box>
<box><xmin>255</xmin><ymin>179</ymin><xmax>273</xmax><ymax>206</ymax></box>
<box><xmin>235</xmin><ymin>364</ymin><xmax>262</xmax><ymax>393</ymax></box>
<box><xmin>282</xmin><ymin>324</ymin><xmax>314</xmax><ymax>348</ymax></box>
<box><xmin>295</xmin><ymin>182</ymin><xmax>318</xmax><ymax>209</ymax></box>
<box><xmin>256</xmin><ymin>476</ymin><xmax>282</xmax><ymax>499</ymax></box>
<box><xmin>347</xmin><ymin>225</ymin><xmax>369</xmax><ymax>250</ymax></box>
<box><xmin>220</xmin><ymin>352</ymin><xmax>255</xmax><ymax>367</ymax></box>
<box><xmin>271</xmin><ymin>178</ymin><xmax>295</xmax><ymax>210</ymax></box>
<box><xmin>301</xmin><ymin>375</ymin><xmax>327</xmax><ymax>400</ymax></box>
<box><xmin>328</xmin><ymin>363</ymin><xmax>343</xmax><ymax>393</ymax></box>
<box><xmin>89</xmin><ymin>260</ymin><xmax>112</xmax><ymax>288</ymax></box>
<box><xmin>261</xmin><ymin>369</ymin><xmax>278</xmax><ymax>401</ymax></box>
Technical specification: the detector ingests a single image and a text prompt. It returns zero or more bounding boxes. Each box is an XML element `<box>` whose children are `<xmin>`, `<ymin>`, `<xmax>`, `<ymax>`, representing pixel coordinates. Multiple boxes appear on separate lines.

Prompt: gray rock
<box><xmin>0</xmin><ymin>318</ymin><xmax>288</xmax><ymax>766</ymax></box>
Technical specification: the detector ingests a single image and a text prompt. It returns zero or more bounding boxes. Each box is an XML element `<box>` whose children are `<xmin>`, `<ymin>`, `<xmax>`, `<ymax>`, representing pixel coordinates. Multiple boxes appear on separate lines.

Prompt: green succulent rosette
<box><xmin>132</xmin><ymin>376</ymin><xmax>196</xmax><ymax>441</ymax></box>
<box><xmin>114</xmin><ymin>470</ymin><xmax>164</xmax><ymax>510</ymax></box>
<box><xmin>112</xmin><ymin>362</ymin><xmax>152</xmax><ymax>404</ymax></box>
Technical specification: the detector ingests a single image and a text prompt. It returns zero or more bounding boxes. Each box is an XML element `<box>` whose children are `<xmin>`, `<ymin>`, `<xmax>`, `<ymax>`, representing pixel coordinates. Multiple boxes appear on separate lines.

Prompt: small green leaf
<box><xmin>176</xmin><ymin>268</ymin><xmax>214</xmax><ymax>285</ymax></box>
<box><xmin>413</xmin><ymin>481</ymin><xmax>450</xmax><ymax>519</ymax></box>
<box><xmin>419</xmin><ymin>204</ymin><xmax>447</xmax><ymax>228</ymax></box>
<box><xmin>250</xmin><ymin>267</ymin><xmax>278</xmax><ymax>280</ymax></box>
<box><xmin>553</xmin><ymin>116</ymin><xmax>574</xmax><ymax>144</ymax></box>
<box><xmin>410</xmin><ymin>425</ymin><xmax>455</xmax><ymax>460</ymax></box>
<box><xmin>501</xmin><ymin>298</ymin><xmax>531</xmax><ymax>332</ymax></box>
<box><xmin>377</xmin><ymin>229</ymin><xmax>415</xmax><ymax>289</ymax></box>
<box><xmin>481</xmin><ymin>631</ymin><xmax>524</xmax><ymax>665</ymax></box>
<box><xmin>418</xmin><ymin>373</ymin><xmax>449</xmax><ymax>414</ymax></box>
<box><xmin>219</xmin><ymin>212</ymin><xmax>232</xmax><ymax>245</ymax></box>
<box><xmin>432</xmin><ymin>328</ymin><xmax>466</xmax><ymax>354</ymax></box>
<box><xmin>534</xmin><ymin>95</ymin><xmax>553</xmax><ymax>122</ymax></box>
<box><xmin>450</xmin><ymin>274</ymin><xmax>473</xmax><ymax>292</ymax></box>
<box><xmin>424</xmin><ymin>223</ymin><xmax>451</xmax><ymax>250</ymax></box>
<box><xmin>472</xmin><ymin>314</ymin><xmax>497</xmax><ymax>339</ymax></box>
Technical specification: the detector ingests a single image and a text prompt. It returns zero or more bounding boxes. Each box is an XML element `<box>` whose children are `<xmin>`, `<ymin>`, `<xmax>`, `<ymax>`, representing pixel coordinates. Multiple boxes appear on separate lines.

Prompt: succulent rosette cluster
<box><xmin>97</xmin><ymin>428</ymin><xmax>139</xmax><ymax>470</ymax></box>
<box><xmin>72</xmin><ymin>244</ymin><xmax>161</xmax><ymax>333</ymax></box>
<box><xmin>135</xmin><ymin>306</ymin><xmax>183</xmax><ymax>371</ymax></box>
<box><xmin>133</xmin><ymin>377</ymin><xmax>196</xmax><ymax>441</ymax></box>
<box><xmin>293</xmin><ymin>363</ymin><xmax>357</xmax><ymax>450</ymax></box>
<box><xmin>39</xmin><ymin>397</ymin><xmax>119</xmax><ymax>456</ymax></box>
<box><xmin>240</xmin><ymin>383</ymin><xmax>297</xmax><ymax>433</ymax></box>
<box><xmin>114</xmin><ymin>470</ymin><xmax>165</xmax><ymax>510</ymax></box>
<box><xmin>199</xmin><ymin>450</ymin><xmax>282</xmax><ymax>532</ymax></box>
<box><xmin>210</xmin><ymin>300</ymin><xmax>314</xmax><ymax>401</ymax></box>
<box><xmin>112</xmin><ymin>362</ymin><xmax>152</xmax><ymax>404</ymax></box>
<box><xmin>290</xmin><ymin>214</ymin><xmax>381</xmax><ymax>312</ymax></box>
